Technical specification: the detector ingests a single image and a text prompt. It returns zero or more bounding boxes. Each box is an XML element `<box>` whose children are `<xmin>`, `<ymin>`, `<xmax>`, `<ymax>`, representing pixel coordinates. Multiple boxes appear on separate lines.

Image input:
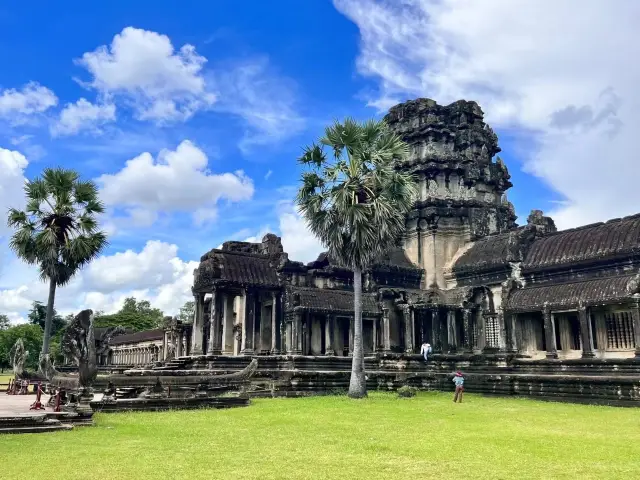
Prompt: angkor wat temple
<box><xmin>108</xmin><ymin>98</ymin><xmax>640</xmax><ymax>406</ymax></box>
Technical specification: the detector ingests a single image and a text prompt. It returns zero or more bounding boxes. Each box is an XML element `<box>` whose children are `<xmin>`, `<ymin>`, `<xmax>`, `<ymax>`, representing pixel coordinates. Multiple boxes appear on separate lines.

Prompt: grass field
<box><xmin>0</xmin><ymin>373</ymin><xmax>12</xmax><ymax>385</ymax></box>
<box><xmin>1</xmin><ymin>392</ymin><xmax>639</xmax><ymax>479</ymax></box>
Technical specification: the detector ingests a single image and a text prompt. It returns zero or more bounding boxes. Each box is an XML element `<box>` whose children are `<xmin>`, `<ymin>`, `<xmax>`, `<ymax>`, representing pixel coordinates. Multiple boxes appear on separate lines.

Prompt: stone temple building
<box><xmin>167</xmin><ymin>98</ymin><xmax>640</xmax><ymax>364</ymax></box>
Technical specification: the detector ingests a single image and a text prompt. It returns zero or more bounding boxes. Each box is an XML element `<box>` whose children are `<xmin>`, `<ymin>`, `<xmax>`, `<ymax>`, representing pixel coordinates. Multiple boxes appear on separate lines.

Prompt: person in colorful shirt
<box><xmin>452</xmin><ymin>371</ymin><xmax>464</xmax><ymax>403</ymax></box>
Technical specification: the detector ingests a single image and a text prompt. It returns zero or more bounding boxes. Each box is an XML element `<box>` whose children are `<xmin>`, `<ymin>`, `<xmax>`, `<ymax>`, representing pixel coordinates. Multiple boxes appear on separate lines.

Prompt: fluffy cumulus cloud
<box><xmin>76</xmin><ymin>27</ymin><xmax>216</xmax><ymax>122</ymax></box>
<box><xmin>210</xmin><ymin>57</ymin><xmax>306</xmax><ymax>152</ymax></box>
<box><xmin>277</xmin><ymin>201</ymin><xmax>324</xmax><ymax>263</ymax></box>
<box><xmin>334</xmin><ymin>0</ymin><xmax>640</xmax><ymax>228</ymax></box>
<box><xmin>51</xmin><ymin>98</ymin><xmax>116</xmax><ymax>136</ymax></box>
<box><xmin>97</xmin><ymin>140</ymin><xmax>254</xmax><ymax>226</ymax></box>
<box><xmin>0</xmin><ymin>147</ymin><xmax>29</xmax><ymax>237</ymax></box>
<box><xmin>0</xmin><ymin>82</ymin><xmax>58</xmax><ymax>121</ymax></box>
<box><xmin>0</xmin><ymin>240</ymin><xmax>197</xmax><ymax>324</ymax></box>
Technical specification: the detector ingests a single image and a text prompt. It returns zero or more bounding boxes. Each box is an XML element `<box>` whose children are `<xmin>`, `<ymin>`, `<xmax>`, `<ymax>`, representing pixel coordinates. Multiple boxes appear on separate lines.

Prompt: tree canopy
<box><xmin>0</xmin><ymin>324</ymin><xmax>44</xmax><ymax>371</ymax></box>
<box><xmin>27</xmin><ymin>301</ymin><xmax>66</xmax><ymax>336</ymax></box>
<box><xmin>178</xmin><ymin>300</ymin><xmax>195</xmax><ymax>324</ymax></box>
<box><xmin>0</xmin><ymin>314</ymin><xmax>9</xmax><ymax>331</ymax></box>
<box><xmin>296</xmin><ymin>118</ymin><xmax>417</xmax><ymax>398</ymax></box>
<box><xmin>7</xmin><ymin>167</ymin><xmax>108</xmax><ymax>356</ymax></box>
<box><xmin>94</xmin><ymin>297</ymin><xmax>164</xmax><ymax>332</ymax></box>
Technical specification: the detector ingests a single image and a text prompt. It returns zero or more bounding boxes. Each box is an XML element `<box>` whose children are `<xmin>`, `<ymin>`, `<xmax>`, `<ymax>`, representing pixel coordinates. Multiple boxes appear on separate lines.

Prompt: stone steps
<box><xmin>0</xmin><ymin>415</ymin><xmax>74</xmax><ymax>435</ymax></box>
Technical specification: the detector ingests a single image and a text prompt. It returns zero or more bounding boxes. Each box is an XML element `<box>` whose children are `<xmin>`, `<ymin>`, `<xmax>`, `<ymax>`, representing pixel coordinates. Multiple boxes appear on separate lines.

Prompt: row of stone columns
<box><xmin>111</xmin><ymin>345</ymin><xmax>159</xmax><ymax>365</ymax></box>
<box><xmin>507</xmin><ymin>299</ymin><xmax>640</xmax><ymax>359</ymax></box>
<box><xmin>191</xmin><ymin>288</ymin><xmax>282</xmax><ymax>356</ymax></box>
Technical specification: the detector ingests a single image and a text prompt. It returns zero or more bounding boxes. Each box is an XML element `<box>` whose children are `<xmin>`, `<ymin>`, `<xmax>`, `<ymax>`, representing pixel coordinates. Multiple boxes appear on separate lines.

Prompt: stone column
<box><xmin>462</xmin><ymin>309</ymin><xmax>473</xmax><ymax>353</ymax></box>
<box><xmin>578</xmin><ymin>303</ymin><xmax>595</xmax><ymax>358</ymax></box>
<box><xmin>505</xmin><ymin>313</ymin><xmax>518</xmax><ymax>354</ymax></box>
<box><xmin>241</xmin><ymin>290</ymin><xmax>255</xmax><ymax>355</ymax></box>
<box><xmin>162</xmin><ymin>331</ymin><xmax>168</xmax><ymax>360</ymax></box>
<box><xmin>292</xmin><ymin>311</ymin><xmax>302</xmax><ymax>354</ymax></box>
<box><xmin>403</xmin><ymin>306</ymin><xmax>414</xmax><ymax>354</ymax></box>
<box><xmin>279</xmin><ymin>314</ymin><xmax>286</xmax><ymax>355</ymax></box>
<box><xmin>382</xmin><ymin>308</ymin><xmax>391</xmax><ymax>353</ymax></box>
<box><xmin>543</xmin><ymin>304</ymin><xmax>558</xmax><ymax>359</ymax></box>
<box><xmin>431</xmin><ymin>308</ymin><xmax>441</xmax><ymax>352</ymax></box>
<box><xmin>372</xmin><ymin>317</ymin><xmax>378</xmax><ymax>352</ymax></box>
<box><xmin>208</xmin><ymin>289</ymin><xmax>222</xmax><ymax>355</ymax></box>
<box><xmin>324</xmin><ymin>314</ymin><xmax>335</xmax><ymax>356</ymax></box>
<box><xmin>631</xmin><ymin>297</ymin><xmax>640</xmax><ymax>357</ymax></box>
<box><xmin>446</xmin><ymin>310</ymin><xmax>457</xmax><ymax>352</ymax></box>
<box><xmin>271</xmin><ymin>292</ymin><xmax>280</xmax><ymax>354</ymax></box>
<box><xmin>182</xmin><ymin>333</ymin><xmax>188</xmax><ymax>357</ymax></box>
<box><xmin>286</xmin><ymin>319</ymin><xmax>293</xmax><ymax>354</ymax></box>
<box><xmin>474</xmin><ymin>309</ymin><xmax>485</xmax><ymax>353</ymax></box>
<box><xmin>497</xmin><ymin>312</ymin><xmax>507</xmax><ymax>351</ymax></box>
<box><xmin>222</xmin><ymin>294</ymin><xmax>235</xmax><ymax>354</ymax></box>
<box><xmin>191</xmin><ymin>293</ymin><xmax>205</xmax><ymax>355</ymax></box>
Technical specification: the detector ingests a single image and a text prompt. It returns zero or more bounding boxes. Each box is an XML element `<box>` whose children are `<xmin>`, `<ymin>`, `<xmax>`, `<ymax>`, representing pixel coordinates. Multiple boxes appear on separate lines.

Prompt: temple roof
<box><xmin>194</xmin><ymin>250</ymin><xmax>281</xmax><ymax>290</ymax></box>
<box><xmin>286</xmin><ymin>286</ymin><xmax>379</xmax><ymax>315</ymax></box>
<box><xmin>110</xmin><ymin>328</ymin><xmax>164</xmax><ymax>345</ymax></box>
<box><xmin>452</xmin><ymin>230</ymin><xmax>520</xmax><ymax>274</ymax></box>
<box><xmin>505</xmin><ymin>274</ymin><xmax>640</xmax><ymax>313</ymax></box>
<box><xmin>523</xmin><ymin>214</ymin><xmax>640</xmax><ymax>271</ymax></box>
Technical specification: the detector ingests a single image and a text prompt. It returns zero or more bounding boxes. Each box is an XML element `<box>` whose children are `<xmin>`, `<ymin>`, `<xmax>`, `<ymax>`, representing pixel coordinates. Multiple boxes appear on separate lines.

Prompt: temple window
<box><xmin>605</xmin><ymin>311</ymin><xmax>635</xmax><ymax>350</ymax></box>
<box><xmin>485</xmin><ymin>315</ymin><xmax>500</xmax><ymax>348</ymax></box>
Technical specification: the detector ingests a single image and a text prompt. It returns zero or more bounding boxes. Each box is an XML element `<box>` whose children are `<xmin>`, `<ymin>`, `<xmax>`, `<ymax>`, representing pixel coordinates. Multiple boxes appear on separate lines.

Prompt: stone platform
<box><xmin>0</xmin><ymin>395</ymin><xmax>77</xmax><ymax>434</ymax></box>
<box><xmin>101</xmin><ymin>353</ymin><xmax>640</xmax><ymax>407</ymax></box>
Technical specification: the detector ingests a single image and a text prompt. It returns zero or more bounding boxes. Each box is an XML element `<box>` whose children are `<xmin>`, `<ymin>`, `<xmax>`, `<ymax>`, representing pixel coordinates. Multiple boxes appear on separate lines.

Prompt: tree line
<box><xmin>0</xmin><ymin>298</ymin><xmax>194</xmax><ymax>372</ymax></box>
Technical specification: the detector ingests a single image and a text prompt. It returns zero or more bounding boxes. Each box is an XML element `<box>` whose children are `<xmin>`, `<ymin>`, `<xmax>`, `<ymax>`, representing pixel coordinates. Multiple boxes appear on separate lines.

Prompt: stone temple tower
<box><xmin>384</xmin><ymin>98</ymin><xmax>517</xmax><ymax>289</ymax></box>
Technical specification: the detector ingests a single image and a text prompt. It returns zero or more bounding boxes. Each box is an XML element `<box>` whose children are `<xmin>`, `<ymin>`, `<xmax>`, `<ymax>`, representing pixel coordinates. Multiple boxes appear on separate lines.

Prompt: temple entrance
<box><xmin>363</xmin><ymin>319</ymin><xmax>374</xmax><ymax>354</ymax></box>
<box><xmin>335</xmin><ymin>317</ymin><xmax>350</xmax><ymax>356</ymax></box>
<box><xmin>413</xmin><ymin>310</ymin><xmax>433</xmax><ymax>352</ymax></box>
<box><xmin>516</xmin><ymin>312</ymin><xmax>546</xmax><ymax>355</ymax></box>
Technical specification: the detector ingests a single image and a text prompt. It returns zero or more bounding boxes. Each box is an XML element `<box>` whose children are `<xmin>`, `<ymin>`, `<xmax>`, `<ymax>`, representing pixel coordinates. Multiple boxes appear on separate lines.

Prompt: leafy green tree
<box><xmin>296</xmin><ymin>118</ymin><xmax>417</xmax><ymax>398</ymax></box>
<box><xmin>0</xmin><ymin>324</ymin><xmax>44</xmax><ymax>371</ymax></box>
<box><xmin>95</xmin><ymin>297</ymin><xmax>164</xmax><ymax>332</ymax></box>
<box><xmin>7</xmin><ymin>168</ymin><xmax>108</xmax><ymax>356</ymax></box>
<box><xmin>0</xmin><ymin>314</ymin><xmax>9</xmax><ymax>331</ymax></box>
<box><xmin>27</xmin><ymin>301</ymin><xmax>66</xmax><ymax>336</ymax></box>
<box><xmin>178</xmin><ymin>300</ymin><xmax>195</xmax><ymax>324</ymax></box>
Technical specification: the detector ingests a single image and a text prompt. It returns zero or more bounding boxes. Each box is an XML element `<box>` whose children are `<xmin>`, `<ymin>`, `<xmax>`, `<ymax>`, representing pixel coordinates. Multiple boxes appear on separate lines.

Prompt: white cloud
<box><xmin>277</xmin><ymin>200</ymin><xmax>324</xmax><ymax>264</ymax></box>
<box><xmin>52</xmin><ymin>98</ymin><xmax>116</xmax><ymax>136</ymax></box>
<box><xmin>335</xmin><ymin>0</ymin><xmax>640</xmax><ymax>228</ymax></box>
<box><xmin>0</xmin><ymin>147</ymin><xmax>29</xmax><ymax>238</ymax></box>
<box><xmin>97</xmin><ymin>140</ymin><xmax>254</xmax><ymax>226</ymax></box>
<box><xmin>0</xmin><ymin>240</ymin><xmax>197</xmax><ymax>323</ymax></box>
<box><xmin>210</xmin><ymin>57</ymin><xmax>305</xmax><ymax>152</ymax></box>
<box><xmin>0</xmin><ymin>82</ymin><xmax>58</xmax><ymax>120</ymax></box>
<box><xmin>77</xmin><ymin>27</ymin><xmax>216</xmax><ymax>122</ymax></box>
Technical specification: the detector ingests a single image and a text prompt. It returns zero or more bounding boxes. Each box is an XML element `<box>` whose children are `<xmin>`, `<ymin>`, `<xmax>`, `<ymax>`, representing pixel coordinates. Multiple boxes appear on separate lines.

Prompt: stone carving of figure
<box><xmin>10</xmin><ymin>339</ymin><xmax>28</xmax><ymax>378</ymax></box>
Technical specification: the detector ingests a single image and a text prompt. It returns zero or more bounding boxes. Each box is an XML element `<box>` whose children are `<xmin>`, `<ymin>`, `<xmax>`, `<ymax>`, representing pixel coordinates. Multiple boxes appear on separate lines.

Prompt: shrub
<box><xmin>397</xmin><ymin>385</ymin><xmax>417</xmax><ymax>398</ymax></box>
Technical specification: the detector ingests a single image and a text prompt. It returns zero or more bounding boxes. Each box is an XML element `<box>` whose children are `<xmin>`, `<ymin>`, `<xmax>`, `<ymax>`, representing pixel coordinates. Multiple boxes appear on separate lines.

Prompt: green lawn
<box><xmin>1</xmin><ymin>392</ymin><xmax>639</xmax><ymax>479</ymax></box>
<box><xmin>0</xmin><ymin>373</ymin><xmax>13</xmax><ymax>385</ymax></box>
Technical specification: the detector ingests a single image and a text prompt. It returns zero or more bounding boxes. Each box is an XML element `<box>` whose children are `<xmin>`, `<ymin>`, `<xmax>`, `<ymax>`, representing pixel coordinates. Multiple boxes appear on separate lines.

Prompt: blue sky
<box><xmin>0</xmin><ymin>0</ymin><xmax>633</xmax><ymax>321</ymax></box>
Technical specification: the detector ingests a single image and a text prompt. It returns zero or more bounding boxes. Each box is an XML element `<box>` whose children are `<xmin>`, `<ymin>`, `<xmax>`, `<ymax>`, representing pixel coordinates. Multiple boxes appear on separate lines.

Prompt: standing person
<box><xmin>420</xmin><ymin>342</ymin><xmax>432</xmax><ymax>363</ymax></box>
<box><xmin>453</xmin><ymin>371</ymin><xmax>464</xmax><ymax>403</ymax></box>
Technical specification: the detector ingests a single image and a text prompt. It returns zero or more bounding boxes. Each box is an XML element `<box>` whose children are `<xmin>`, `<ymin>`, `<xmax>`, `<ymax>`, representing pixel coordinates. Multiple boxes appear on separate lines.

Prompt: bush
<box><xmin>397</xmin><ymin>385</ymin><xmax>417</xmax><ymax>398</ymax></box>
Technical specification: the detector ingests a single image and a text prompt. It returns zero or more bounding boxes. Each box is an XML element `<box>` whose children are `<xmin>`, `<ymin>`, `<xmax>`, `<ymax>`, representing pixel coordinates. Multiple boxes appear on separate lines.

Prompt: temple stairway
<box><xmin>0</xmin><ymin>413</ymin><xmax>74</xmax><ymax>434</ymax></box>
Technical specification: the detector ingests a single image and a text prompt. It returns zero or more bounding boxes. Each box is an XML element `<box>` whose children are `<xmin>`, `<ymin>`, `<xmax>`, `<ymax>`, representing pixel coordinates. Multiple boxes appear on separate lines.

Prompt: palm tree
<box><xmin>296</xmin><ymin>118</ymin><xmax>417</xmax><ymax>398</ymax></box>
<box><xmin>7</xmin><ymin>168</ymin><xmax>108</xmax><ymax>357</ymax></box>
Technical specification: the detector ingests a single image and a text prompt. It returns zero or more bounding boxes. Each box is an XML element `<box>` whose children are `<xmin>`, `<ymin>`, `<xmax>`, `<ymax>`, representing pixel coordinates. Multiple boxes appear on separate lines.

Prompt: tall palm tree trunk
<box><xmin>41</xmin><ymin>277</ymin><xmax>57</xmax><ymax>355</ymax></box>
<box><xmin>348</xmin><ymin>266</ymin><xmax>367</xmax><ymax>398</ymax></box>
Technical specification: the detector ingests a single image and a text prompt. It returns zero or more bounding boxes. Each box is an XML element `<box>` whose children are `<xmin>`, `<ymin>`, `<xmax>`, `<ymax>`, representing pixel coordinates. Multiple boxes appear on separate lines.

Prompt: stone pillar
<box><xmin>191</xmin><ymin>293</ymin><xmax>205</xmax><ymax>355</ymax></box>
<box><xmin>474</xmin><ymin>309</ymin><xmax>485</xmax><ymax>353</ymax></box>
<box><xmin>497</xmin><ymin>312</ymin><xmax>507</xmax><ymax>351</ymax></box>
<box><xmin>631</xmin><ymin>297</ymin><xmax>640</xmax><ymax>357</ymax></box>
<box><xmin>182</xmin><ymin>333</ymin><xmax>188</xmax><ymax>357</ymax></box>
<box><xmin>431</xmin><ymin>308</ymin><xmax>441</xmax><ymax>352</ymax></box>
<box><xmin>543</xmin><ymin>304</ymin><xmax>558</xmax><ymax>359</ymax></box>
<box><xmin>208</xmin><ymin>289</ymin><xmax>222</xmax><ymax>355</ymax></box>
<box><xmin>403</xmin><ymin>306</ymin><xmax>414</xmax><ymax>354</ymax></box>
<box><xmin>222</xmin><ymin>294</ymin><xmax>235</xmax><ymax>354</ymax></box>
<box><xmin>446</xmin><ymin>310</ymin><xmax>457</xmax><ymax>352</ymax></box>
<box><xmin>286</xmin><ymin>319</ymin><xmax>293</xmax><ymax>354</ymax></box>
<box><xmin>462</xmin><ymin>309</ymin><xmax>473</xmax><ymax>353</ymax></box>
<box><xmin>270</xmin><ymin>292</ymin><xmax>280</xmax><ymax>354</ymax></box>
<box><xmin>162</xmin><ymin>331</ymin><xmax>168</xmax><ymax>360</ymax></box>
<box><xmin>506</xmin><ymin>313</ymin><xmax>518</xmax><ymax>353</ymax></box>
<box><xmin>240</xmin><ymin>290</ymin><xmax>255</xmax><ymax>355</ymax></box>
<box><xmin>295</xmin><ymin>311</ymin><xmax>303</xmax><ymax>354</ymax></box>
<box><xmin>382</xmin><ymin>307</ymin><xmax>391</xmax><ymax>353</ymax></box>
<box><xmin>325</xmin><ymin>314</ymin><xmax>335</xmax><ymax>356</ymax></box>
<box><xmin>578</xmin><ymin>303</ymin><xmax>595</xmax><ymax>358</ymax></box>
<box><xmin>372</xmin><ymin>317</ymin><xmax>378</xmax><ymax>352</ymax></box>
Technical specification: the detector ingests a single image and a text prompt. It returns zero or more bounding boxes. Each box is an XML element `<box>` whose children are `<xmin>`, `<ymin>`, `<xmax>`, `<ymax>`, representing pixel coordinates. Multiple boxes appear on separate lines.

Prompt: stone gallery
<box><xmin>101</xmin><ymin>98</ymin><xmax>640</xmax><ymax>405</ymax></box>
